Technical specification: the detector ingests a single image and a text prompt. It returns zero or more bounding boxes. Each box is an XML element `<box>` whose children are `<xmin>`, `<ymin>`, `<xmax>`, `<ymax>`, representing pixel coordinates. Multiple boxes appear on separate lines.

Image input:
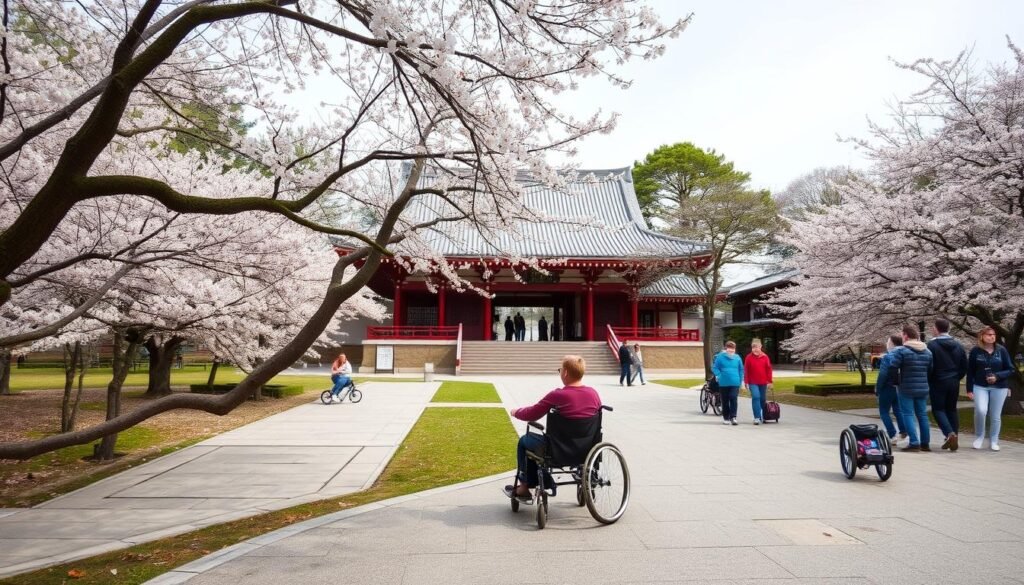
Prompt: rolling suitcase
<box><xmin>763</xmin><ymin>387</ymin><xmax>781</xmax><ymax>423</ymax></box>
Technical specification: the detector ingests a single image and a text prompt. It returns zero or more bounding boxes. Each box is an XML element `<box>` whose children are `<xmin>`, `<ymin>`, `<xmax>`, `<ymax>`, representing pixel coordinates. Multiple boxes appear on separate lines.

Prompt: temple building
<box><xmin>332</xmin><ymin>168</ymin><xmax>721</xmax><ymax>374</ymax></box>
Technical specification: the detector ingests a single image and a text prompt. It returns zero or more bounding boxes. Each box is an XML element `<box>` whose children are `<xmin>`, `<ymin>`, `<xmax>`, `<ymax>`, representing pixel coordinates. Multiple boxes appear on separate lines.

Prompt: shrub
<box><xmin>794</xmin><ymin>384</ymin><xmax>873</xmax><ymax>396</ymax></box>
<box><xmin>189</xmin><ymin>384</ymin><xmax>304</xmax><ymax>398</ymax></box>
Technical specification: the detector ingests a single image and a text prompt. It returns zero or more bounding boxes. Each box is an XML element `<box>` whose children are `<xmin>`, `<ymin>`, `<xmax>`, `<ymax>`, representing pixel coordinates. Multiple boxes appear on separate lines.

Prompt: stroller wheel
<box><xmin>840</xmin><ymin>428</ymin><xmax>857</xmax><ymax>479</ymax></box>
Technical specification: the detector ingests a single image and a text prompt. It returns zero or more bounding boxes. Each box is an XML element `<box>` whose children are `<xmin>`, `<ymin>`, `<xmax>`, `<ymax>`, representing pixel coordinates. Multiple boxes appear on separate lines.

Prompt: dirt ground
<box><xmin>0</xmin><ymin>386</ymin><xmax>315</xmax><ymax>506</ymax></box>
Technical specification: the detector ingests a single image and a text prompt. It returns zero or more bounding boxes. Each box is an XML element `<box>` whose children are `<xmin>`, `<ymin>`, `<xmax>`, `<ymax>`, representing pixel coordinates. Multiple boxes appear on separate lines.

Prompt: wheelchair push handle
<box><xmin>528</xmin><ymin>421</ymin><xmax>545</xmax><ymax>432</ymax></box>
<box><xmin>601</xmin><ymin>405</ymin><xmax>613</xmax><ymax>412</ymax></box>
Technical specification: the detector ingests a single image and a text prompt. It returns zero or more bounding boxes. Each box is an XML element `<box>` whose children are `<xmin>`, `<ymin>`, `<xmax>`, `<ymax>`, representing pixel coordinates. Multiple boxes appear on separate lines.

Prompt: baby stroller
<box><xmin>699</xmin><ymin>378</ymin><xmax>721</xmax><ymax>416</ymax></box>
<box><xmin>839</xmin><ymin>424</ymin><xmax>894</xmax><ymax>481</ymax></box>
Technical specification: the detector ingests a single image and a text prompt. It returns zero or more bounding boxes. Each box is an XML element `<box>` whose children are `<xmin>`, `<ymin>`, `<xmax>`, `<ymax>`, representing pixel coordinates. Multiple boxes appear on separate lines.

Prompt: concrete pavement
<box><xmin>160</xmin><ymin>374</ymin><xmax>1024</xmax><ymax>585</ymax></box>
<box><xmin>0</xmin><ymin>380</ymin><xmax>440</xmax><ymax>578</ymax></box>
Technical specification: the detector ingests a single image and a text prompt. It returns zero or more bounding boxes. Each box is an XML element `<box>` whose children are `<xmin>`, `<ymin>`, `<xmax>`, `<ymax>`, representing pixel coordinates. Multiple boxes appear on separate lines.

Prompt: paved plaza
<box><xmin>0</xmin><ymin>380</ymin><xmax>440</xmax><ymax>578</ymax></box>
<box><xmin>145</xmin><ymin>374</ymin><xmax>1024</xmax><ymax>585</ymax></box>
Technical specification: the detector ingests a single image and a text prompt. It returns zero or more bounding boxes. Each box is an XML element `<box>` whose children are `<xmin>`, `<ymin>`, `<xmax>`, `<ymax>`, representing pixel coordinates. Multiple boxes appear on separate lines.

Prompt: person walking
<box><xmin>927</xmin><ymin>318</ymin><xmax>968</xmax><ymax>451</ymax></box>
<box><xmin>712</xmin><ymin>341</ymin><xmax>744</xmax><ymax>426</ymax></box>
<box><xmin>514</xmin><ymin>312</ymin><xmax>526</xmax><ymax>341</ymax></box>
<box><xmin>618</xmin><ymin>341</ymin><xmax>633</xmax><ymax>386</ymax></box>
<box><xmin>888</xmin><ymin>324</ymin><xmax>933</xmax><ymax>452</ymax></box>
<box><xmin>630</xmin><ymin>343</ymin><xmax>646</xmax><ymax>385</ymax></box>
<box><xmin>743</xmin><ymin>338</ymin><xmax>773</xmax><ymax>425</ymax></box>
<box><xmin>538</xmin><ymin>315</ymin><xmax>549</xmax><ymax>341</ymax></box>
<box><xmin>966</xmin><ymin>327</ymin><xmax>1015</xmax><ymax>451</ymax></box>
<box><xmin>504</xmin><ymin>316</ymin><xmax>514</xmax><ymax>341</ymax></box>
<box><xmin>875</xmin><ymin>334</ymin><xmax>909</xmax><ymax>444</ymax></box>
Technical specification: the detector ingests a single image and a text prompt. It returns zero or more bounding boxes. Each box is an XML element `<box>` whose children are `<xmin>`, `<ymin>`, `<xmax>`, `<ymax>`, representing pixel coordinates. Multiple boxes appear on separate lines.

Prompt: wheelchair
<box><xmin>839</xmin><ymin>424</ymin><xmax>893</xmax><ymax>481</ymax></box>
<box><xmin>510</xmin><ymin>405</ymin><xmax>630</xmax><ymax>529</ymax></box>
<box><xmin>319</xmin><ymin>379</ymin><xmax>361</xmax><ymax>404</ymax></box>
<box><xmin>699</xmin><ymin>378</ymin><xmax>721</xmax><ymax>415</ymax></box>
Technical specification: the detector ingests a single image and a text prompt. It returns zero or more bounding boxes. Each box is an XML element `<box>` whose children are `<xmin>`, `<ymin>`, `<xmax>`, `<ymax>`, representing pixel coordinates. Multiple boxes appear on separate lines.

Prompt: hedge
<box><xmin>794</xmin><ymin>383</ymin><xmax>873</xmax><ymax>397</ymax></box>
<box><xmin>189</xmin><ymin>383</ymin><xmax>304</xmax><ymax>398</ymax></box>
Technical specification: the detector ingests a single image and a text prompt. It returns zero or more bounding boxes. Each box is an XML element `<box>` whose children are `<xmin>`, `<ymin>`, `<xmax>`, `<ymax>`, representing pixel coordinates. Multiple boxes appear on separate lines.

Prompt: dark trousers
<box><xmin>619</xmin><ymin>363</ymin><xmax>632</xmax><ymax>385</ymax></box>
<box><xmin>516</xmin><ymin>433</ymin><xmax>546</xmax><ymax>486</ymax></box>
<box><xmin>930</xmin><ymin>377</ymin><xmax>961</xmax><ymax>436</ymax></box>
<box><xmin>720</xmin><ymin>386</ymin><xmax>739</xmax><ymax>420</ymax></box>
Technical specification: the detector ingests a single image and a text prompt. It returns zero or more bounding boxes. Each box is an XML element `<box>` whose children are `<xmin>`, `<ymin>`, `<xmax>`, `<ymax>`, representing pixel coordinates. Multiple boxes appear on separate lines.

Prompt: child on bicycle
<box><xmin>329</xmin><ymin>353</ymin><xmax>353</xmax><ymax>403</ymax></box>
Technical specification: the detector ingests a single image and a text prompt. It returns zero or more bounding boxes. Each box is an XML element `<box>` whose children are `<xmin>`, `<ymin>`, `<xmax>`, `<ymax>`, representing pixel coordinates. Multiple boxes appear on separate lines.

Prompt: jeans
<box><xmin>748</xmin><ymin>384</ymin><xmax>768</xmax><ymax>420</ymax></box>
<box><xmin>876</xmin><ymin>387</ymin><xmax>907</xmax><ymax>438</ymax></box>
<box><xmin>720</xmin><ymin>386</ymin><xmax>739</xmax><ymax>420</ymax></box>
<box><xmin>631</xmin><ymin>364</ymin><xmax>645</xmax><ymax>384</ymax></box>
<box><xmin>899</xmin><ymin>394</ymin><xmax>930</xmax><ymax>446</ymax></box>
<box><xmin>619</xmin><ymin>363</ymin><xmax>632</xmax><ymax>385</ymax></box>
<box><xmin>516</xmin><ymin>433</ymin><xmax>546</xmax><ymax>486</ymax></box>
<box><xmin>973</xmin><ymin>386</ymin><xmax>1009</xmax><ymax>443</ymax></box>
<box><xmin>930</xmin><ymin>377</ymin><xmax>961</xmax><ymax>436</ymax></box>
<box><xmin>330</xmin><ymin>373</ymin><xmax>351</xmax><ymax>397</ymax></box>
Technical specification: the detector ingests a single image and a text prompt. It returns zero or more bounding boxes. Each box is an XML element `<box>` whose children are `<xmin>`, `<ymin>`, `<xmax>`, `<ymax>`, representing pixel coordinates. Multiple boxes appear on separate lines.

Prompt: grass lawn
<box><xmin>5</xmin><ymin>407</ymin><xmax>517</xmax><ymax>585</ymax></box>
<box><xmin>430</xmin><ymin>380</ymin><xmax>501</xmax><ymax>403</ymax></box>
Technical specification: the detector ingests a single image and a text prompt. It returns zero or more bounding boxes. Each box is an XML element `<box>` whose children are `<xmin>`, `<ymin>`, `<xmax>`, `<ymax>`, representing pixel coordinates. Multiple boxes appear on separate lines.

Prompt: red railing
<box><xmin>605</xmin><ymin>324</ymin><xmax>621</xmax><ymax>360</ymax></box>
<box><xmin>366</xmin><ymin>326</ymin><xmax>460</xmax><ymax>340</ymax></box>
<box><xmin>611</xmin><ymin>327</ymin><xmax>701</xmax><ymax>342</ymax></box>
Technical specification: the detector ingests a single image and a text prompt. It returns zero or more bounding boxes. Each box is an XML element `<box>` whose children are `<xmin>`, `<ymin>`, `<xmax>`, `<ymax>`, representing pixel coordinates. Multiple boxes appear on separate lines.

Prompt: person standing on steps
<box><xmin>966</xmin><ymin>326</ymin><xmax>1014</xmax><ymax>451</ymax></box>
<box><xmin>538</xmin><ymin>315</ymin><xmax>549</xmax><ymax>341</ymax></box>
<box><xmin>743</xmin><ymin>338</ymin><xmax>773</xmax><ymax>425</ymax></box>
<box><xmin>504</xmin><ymin>315</ymin><xmax>514</xmax><ymax>341</ymax></box>
<box><xmin>889</xmin><ymin>324</ymin><xmax>933</xmax><ymax>452</ymax></box>
<box><xmin>927</xmin><ymin>318</ymin><xmax>968</xmax><ymax>451</ymax></box>
<box><xmin>514</xmin><ymin>312</ymin><xmax>526</xmax><ymax>341</ymax></box>
<box><xmin>618</xmin><ymin>340</ymin><xmax>633</xmax><ymax>386</ymax></box>
<box><xmin>712</xmin><ymin>341</ymin><xmax>744</xmax><ymax>426</ymax></box>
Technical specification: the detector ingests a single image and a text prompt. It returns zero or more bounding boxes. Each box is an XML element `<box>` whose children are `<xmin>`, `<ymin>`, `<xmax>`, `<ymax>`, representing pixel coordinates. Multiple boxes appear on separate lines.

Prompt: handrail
<box><xmin>606</xmin><ymin>324</ymin><xmax>620</xmax><ymax>360</ymax></box>
<box><xmin>455</xmin><ymin>323</ymin><xmax>463</xmax><ymax>376</ymax></box>
<box><xmin>610</xmin><ymin>326</ymin><xmax>701</xmax><ymax>342</ymax></box>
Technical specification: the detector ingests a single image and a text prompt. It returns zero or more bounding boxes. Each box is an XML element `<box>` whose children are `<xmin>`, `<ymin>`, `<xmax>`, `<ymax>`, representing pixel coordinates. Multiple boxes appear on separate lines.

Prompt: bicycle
<box><xmin>320</xmin><ymin>380</ymin><xmax>362</xmax><ymax>404</ymax></box>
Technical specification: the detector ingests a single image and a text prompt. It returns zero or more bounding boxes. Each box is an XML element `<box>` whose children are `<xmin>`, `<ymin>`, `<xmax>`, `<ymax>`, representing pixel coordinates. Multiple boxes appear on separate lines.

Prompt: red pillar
<box><xmin>438</xmin><ymin>285</ymin><xmax>447</xmax><ymax>327</ymax></box>
<box><xmin>630</xmin><ymin>292</ymin><xmax>639</xmax><ymax>332</ymax></box>
<box><xmin>585</xmin><ymin>286</ymin><xmax>594</xmax><ymax>341</ymax></box>
<box><xmin>482</xmin><ymin>288</ymin><xmax>492</xmax><ymax>341</ymax></box>
<box><xmin>393</xmin><ymin>281</ymin><xmax>402</xmax><ymax>331</ymax></box>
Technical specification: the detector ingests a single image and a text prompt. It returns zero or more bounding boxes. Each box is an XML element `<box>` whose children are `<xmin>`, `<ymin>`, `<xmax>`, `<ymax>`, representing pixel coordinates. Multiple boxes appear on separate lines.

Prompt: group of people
<box><xmin>710</xmin><ymin>339</ymin><xmax>775</xmax><ymax>425</ymax></box>
<box><xmin>502</xmin><ymin>313</ymin><xmax>559</xmax><ymax>341</ymax></box>
<box><xmin>875</xmin><ymin>319</ymin><xmax>1014</xmax><ymax>452</ymax></box>
<box><xmin>617</xmin><ymin>341</ymin><xmax>646</xmax><ymax>386</ymax></box>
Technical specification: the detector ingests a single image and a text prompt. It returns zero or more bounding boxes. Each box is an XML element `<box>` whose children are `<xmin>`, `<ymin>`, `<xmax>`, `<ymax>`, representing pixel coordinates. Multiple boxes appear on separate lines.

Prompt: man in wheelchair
<box><xmin>504</xmin><ymin>355</ymin><xmax>602</xmax><ymax>501</ymax></box>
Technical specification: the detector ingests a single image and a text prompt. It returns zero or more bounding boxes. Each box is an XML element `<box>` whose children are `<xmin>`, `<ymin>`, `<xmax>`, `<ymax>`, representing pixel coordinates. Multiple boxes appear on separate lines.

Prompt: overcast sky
<box><xmin>564</xmin><ymin>0</ymin><xmax>1021</xmax><ymax>194</ymax></box>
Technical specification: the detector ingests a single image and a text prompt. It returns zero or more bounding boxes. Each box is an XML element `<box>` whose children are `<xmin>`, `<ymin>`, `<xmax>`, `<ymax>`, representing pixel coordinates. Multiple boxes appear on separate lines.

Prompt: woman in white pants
<box><xmin>966</xmin><ymin>327</ymin><xmax>1014</xmax><ymax>451</ymax></box>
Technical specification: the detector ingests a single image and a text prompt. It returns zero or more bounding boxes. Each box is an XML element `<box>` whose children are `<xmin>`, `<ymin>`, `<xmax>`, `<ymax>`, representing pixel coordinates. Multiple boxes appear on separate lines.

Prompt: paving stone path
<box><xmin>160</xmin><ymin>374</ymin><xmax>1024</xmax><ymax>585</ymax></box>
<box><xmin>0</xmin><ymin>380</ymin><xmax>440</xmax><ymax>578</ymax></box>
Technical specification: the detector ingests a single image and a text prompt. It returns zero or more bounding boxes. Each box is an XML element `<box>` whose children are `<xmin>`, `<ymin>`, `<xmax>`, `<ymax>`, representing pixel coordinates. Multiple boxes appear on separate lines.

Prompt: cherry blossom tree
<box><xmin>0</xmin><ymin>1</ymin><xmax>687</xmax><ymax>458</ymax></box>
<box><xmin>777</xmin><ymin>40</ymin><xmax>1024</xmax><ymax>408</ymax></box>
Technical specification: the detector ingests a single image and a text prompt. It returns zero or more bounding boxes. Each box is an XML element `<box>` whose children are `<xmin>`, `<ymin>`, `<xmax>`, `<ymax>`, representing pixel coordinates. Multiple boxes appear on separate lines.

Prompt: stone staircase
<box><xmin>458</xmin><ymin>341</ymin><xmax>620</xmax><ymax>375</ymax></box>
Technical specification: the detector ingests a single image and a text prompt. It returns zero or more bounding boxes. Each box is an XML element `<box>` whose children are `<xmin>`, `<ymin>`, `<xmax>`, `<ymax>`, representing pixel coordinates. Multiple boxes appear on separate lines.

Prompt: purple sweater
<box><xmin>512</xmin><ymin>385</ymin><xmax>602</xmax><ymax>421</ymax></box>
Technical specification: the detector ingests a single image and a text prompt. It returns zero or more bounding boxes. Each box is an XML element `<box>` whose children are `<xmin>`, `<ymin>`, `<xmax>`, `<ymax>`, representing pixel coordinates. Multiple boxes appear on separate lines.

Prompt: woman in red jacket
<box><xmin>744</xmin><ymin>339</ymin><xmax>773</xmax><ymax>425</ymax></box>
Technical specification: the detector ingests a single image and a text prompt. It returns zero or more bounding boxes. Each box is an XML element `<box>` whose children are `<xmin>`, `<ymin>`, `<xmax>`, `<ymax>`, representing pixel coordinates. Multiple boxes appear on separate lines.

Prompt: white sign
<box><xmin>375</xmin><ymin>345</ymin><xmax>394</xmax><ymax>373</ymax></box>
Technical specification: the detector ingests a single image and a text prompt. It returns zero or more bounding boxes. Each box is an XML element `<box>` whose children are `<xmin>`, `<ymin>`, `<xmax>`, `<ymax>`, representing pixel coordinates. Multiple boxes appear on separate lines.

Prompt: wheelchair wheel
<box><xmin>840</xmin><ymin>428</ymin><xmax>857</xmax><ymax>479</ymax></box>
<box><xmin>699</xmin><ymin>387</ymin><xmax>709</xmax><ymax>413</ymax></box>
<box><xmin>583</xmin><ymin>442</ymin><xmax>630</xmax><ymax>525</ymax></box>
<box><xmin>510</xmin><ymin>496</ymin><xmax>520</xmax><ymax>513</ymax></box>
<box><xmin>710</xmin><ymin>393</ymin><xmax>721</xmax><ymax>416</ymax></box>
<box><xmin>320</xmin><ymin>390</ymin><xmax>333</xmax><ymax>404</ymax></box>
<box><xmin>536</xmin><ymin>491</ymin><xmax>548</xmax><ymax>529</ymax></box>
<box><xmin>876</xmin><ymin>433</ymin><xmax>893</xmax><ymax>481</ymax></box>
<box><xmin>575</xmin><ymin>482</ymin><xmax>585</xmax><ymax>507</ymax></box>
<box><xmin>348</xmin><ymin>388</ymin><xmax>363</xmax><ymax>403</ymax></box>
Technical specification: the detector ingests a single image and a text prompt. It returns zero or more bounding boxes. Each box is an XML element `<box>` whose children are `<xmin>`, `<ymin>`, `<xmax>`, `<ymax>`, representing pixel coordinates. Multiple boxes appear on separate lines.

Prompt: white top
<box><xmin>334</xmin><ymin>361</ymin><xmax>352</xmax><ymax>376</ymax></box>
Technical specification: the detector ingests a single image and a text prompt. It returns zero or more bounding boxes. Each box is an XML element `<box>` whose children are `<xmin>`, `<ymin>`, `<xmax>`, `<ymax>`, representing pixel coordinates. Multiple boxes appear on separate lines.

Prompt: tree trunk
<box><xmin>0</xmin><ymin>350</ymin><xmax>11</xmax><ymax>396</ymax></box>
<box><xmin>849</xmin><ymin>345</ymin><xmax>867</xmax><ymax>388</ymax></box>
<box><xmin>60</xmin><ymin>342</ymin><xmax>81</xmax><ymax>433</ymax></box>
<box><xmin>206</xmin><ymin>357</ymin><xmax>220</xmax><ymax>388</ymax></box>
<box><xmin>97</xmin><ymin>329</ymin><xmax>140</xmax><ymax>461</ymax></box>
<box><xmin>144</xmin><ymin>335</ymin><xmax>184</xmax><ymax>397</ymax></box>
<box><xmin>702</xmin><ymin>298</ymin><xmax>715</xmax><ymax>379</ymax></box>
<box><xmin>69</xmin><ymin>347</ymin><xmax>90</xmax><ymax>432</ymax></box>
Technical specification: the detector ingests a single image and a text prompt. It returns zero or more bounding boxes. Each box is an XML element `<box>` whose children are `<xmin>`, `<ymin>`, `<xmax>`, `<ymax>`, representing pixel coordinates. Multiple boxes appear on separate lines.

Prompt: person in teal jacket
<box><xmin>712</xmin><ymin>341</ymin><xmax>744</xmax><ymax>425</ymax></box>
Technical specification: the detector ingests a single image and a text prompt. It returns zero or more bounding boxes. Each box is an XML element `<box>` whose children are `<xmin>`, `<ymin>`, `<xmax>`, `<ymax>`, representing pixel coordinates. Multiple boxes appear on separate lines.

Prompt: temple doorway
<box><xmin>492</xmin><ymin>293</ymin><xmax>578</xmax><ymax>341</ymax></box>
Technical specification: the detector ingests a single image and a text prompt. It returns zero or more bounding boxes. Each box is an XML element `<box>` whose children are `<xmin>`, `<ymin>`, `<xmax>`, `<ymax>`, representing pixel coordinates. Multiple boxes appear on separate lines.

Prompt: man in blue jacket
<box><xmin>618</xmin><ymin>341</ymin><xmax>633</xmax><ymax>386</ymax></box>
<box><xmin>889</xmin><ymin>324</ymin><xmax>934</xmax><ymax>452</ymax></box>
<box><xmin>927</xmin><ymin>318</ymin><xmax>968</xmax><ymax>451</ymax></box>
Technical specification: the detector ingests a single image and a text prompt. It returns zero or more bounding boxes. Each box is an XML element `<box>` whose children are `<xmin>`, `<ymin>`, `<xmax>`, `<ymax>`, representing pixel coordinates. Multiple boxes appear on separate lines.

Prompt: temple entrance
<box><xmin>492</xmin><ymin>293</ymin><xmax>579</xmax><ymax>341</ymax></box>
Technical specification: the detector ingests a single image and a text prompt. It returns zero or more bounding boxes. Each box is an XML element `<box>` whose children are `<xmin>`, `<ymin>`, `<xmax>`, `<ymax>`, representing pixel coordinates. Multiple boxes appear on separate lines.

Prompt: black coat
<box><xmin>618</xmin><ymin>344</ymin><xmax>632</xmax><ymax>365</ymax></box>
<box><xmin>538</xmin><ymin>318</ymin><xmax>548</xmax><ymax>341</ymax></box>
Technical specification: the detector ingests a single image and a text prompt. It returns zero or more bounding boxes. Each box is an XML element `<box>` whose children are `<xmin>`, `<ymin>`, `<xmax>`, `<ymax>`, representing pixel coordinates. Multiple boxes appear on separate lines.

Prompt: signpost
<box><xmin>375</xmin><ymin>345</ymin><xmax>394</xmax><ymax>374</ymax></box>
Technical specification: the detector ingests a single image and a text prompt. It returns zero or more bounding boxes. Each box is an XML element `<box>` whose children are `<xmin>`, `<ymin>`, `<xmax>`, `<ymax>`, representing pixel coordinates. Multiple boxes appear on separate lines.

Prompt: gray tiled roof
<box><xmin>727</xmin><ymin>269</ymin><xmax>800</xmax><ymax>297</ymax></box>
<box><xmin>640</xmin><ymin>274</ymin><xmax>706</xmax><ymax>298</ymax></box>
<box><xmin>402</xmin><ymin>167</ymin><xmax>709</xmax><ymax>259</ymax></box>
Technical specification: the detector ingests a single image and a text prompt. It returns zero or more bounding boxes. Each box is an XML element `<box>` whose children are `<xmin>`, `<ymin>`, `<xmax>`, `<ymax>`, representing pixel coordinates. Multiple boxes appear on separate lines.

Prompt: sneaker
<box><xmin>901</xmin><ymin>445</ymin><xmax>921</xmax><ymax>452</ymax></box>
<box><xmin>941</xmin><ymin>434</ymin><xmax>952</xmax><ymax>450</ymax></box>
<box><xmin>921</xmin><ymin>445</ymin><xmax>931</xmax><ymax>452</ymax></box>
<box><xmin>503</xmin><ymin>485</ymin><xmax>533</xmax><ymax>504</ymax></box>
<box><xmin>331</xmin><ymin>396</ymin><xmax>340</xmax><ymax>403</ymax></box>
<box><xmin>731</xmin><ymin>418</ymin><xmax>739</xmax><ymax>426</ymax></box>
<box><xmin>991</xmin><ymin>443</ymin><xmax>1000</xmax><ymax>452</ymax></box>
<box><xmin>722</xmin><ymin>420</ymin><xmax>730</xmax><ymax>425</ymax></box>
<box><xmin>949</xmin><ymin>433</ymin><xmax>958</xmax><ymax>452</ymax></box>
<box><xmin>973</xmin><ymin>437</ymin><xmax>985</xmax><ymax>449</ymax></box>
<box><xmin>753</xmin><ymin>418</ymin><xmax>761</xmax><ymax>425</ymax></box>
<box><xmin>642</xmin><ymin>382</ymin><xmax>646</xmax><ymax>385</ymax></box>
<box><xmin>898</xmin><ymin>433</ymin><xmax>909</xmax><ymax>441</ymax></box>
